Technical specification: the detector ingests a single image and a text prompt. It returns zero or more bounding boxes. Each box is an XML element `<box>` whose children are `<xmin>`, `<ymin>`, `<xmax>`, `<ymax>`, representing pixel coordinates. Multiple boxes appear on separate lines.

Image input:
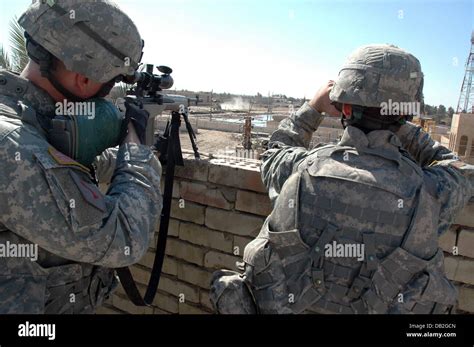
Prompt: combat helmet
<box><xmin>18</xmin><ymin>0</ymin><xmax>144</xmax><ymax>99</ymax></box>
<box><xmin>329</xmin><ymin>44</ymin><xmax>424</xmax><ymax>121</ymax></box>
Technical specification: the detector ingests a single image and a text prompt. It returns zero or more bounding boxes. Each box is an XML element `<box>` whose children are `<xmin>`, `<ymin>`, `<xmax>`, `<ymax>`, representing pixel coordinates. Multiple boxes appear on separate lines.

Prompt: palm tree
<box><xmin>0</xmin><ymin>16</ymin><xmax>28</xmax><ymax>72</ymax></box>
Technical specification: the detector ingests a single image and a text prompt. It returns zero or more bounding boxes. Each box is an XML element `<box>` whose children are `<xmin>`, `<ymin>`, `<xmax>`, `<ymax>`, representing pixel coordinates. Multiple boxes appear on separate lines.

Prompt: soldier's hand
<box><xmin>124</xmin><ymin>123</ymin><xmax>141</xmax><ymax>145</ymax></box>
<box><xmin>309</xmin><ymin>80</ymin><xmax>340</xmax><ymax>117</ymax></box>
<box><xmin>124</xmin><ymin>101</ymin><xmax>150</xmax><ymax>144</ymax></box>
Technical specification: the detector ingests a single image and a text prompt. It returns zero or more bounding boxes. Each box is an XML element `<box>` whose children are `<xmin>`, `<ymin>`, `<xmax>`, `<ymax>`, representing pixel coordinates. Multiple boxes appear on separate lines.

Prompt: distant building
<box><xmin>272</xmin><ymin>94</ymin><xmax>289</xmax><ymax>105</ymax></box>
<box><xmin>447</xmin><ymin>113</ymin><xmax>474</xmax><ymax>164</ymax></box>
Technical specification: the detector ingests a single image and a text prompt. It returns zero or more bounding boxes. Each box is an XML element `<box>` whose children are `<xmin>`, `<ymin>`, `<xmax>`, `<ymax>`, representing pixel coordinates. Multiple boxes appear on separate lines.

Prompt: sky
<box><xmin>0</xmin><ymin>0</ymin><xmax>472</xmax><ymax>109</ymax></box>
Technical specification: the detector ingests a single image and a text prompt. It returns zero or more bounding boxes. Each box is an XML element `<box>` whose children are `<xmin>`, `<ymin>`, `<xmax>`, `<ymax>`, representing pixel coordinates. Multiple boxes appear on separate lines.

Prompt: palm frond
<box><xmin>0</xmin><ymin>45</ymin><xmax>12</xmax><ymax>70</ymax></box>
<box><xmin>9</xmin><ymin>16</ymin><xmax>28</xmax><ymax>72</ymax></box>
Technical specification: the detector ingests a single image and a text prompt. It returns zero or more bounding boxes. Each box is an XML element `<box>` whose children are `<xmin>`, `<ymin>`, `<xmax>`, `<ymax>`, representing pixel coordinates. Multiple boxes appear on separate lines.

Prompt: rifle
<box><xmin>115</xmin><ymin>64</ymin><xmax>200</xmax><ymax>306</ymax></box>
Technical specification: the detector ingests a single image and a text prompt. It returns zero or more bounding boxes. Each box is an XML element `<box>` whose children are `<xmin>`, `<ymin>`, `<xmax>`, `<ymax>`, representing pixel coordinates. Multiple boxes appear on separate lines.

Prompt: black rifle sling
<box><xmin>116</xmin><ymin>112</ymin><xmax>182</xmax><ymax>306</ymax></box>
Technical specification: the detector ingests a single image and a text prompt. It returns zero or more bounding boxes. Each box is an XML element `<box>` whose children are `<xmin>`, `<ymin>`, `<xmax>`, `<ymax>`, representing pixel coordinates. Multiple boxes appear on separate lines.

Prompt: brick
<box><xmin>200</xmin><ymin>291</ymin><xmax>213</xmax><ymax>311</ymax></box>
<box><xmin>149</xmin><ymin>233</ymin><xmax>159</xmax><ymax>251</ymax></box>
<box><xmin>180</xmin><ymin>181</ymin><xmax>233</xmax><ymax>210</ymax></box>
<box><xmin>129</xmin><ymin>265</ymin><xmax>151</xmax><ymax>286</ymax></box>
<box><xmin>157</xmin><ymin>276</ymin><xmax>180</xmax><ymax>297</ymax></box>
<box><xmin>178</xmin><ymin>262</ymin><xmax>212</xmax><ymax>289</ymax></box>
<box><xmin>458</xmin><ymin>229</ymin><xmax>474</xmax><ymax>258</ymax></box>
<box><xmin>114</xmin><ymin>283</ymin><xmax>127</xmax><ymax>298</ymax></box>
<box><xmin>454</xmin><ymin>258</ymin><xmax>474</xmax><ymax>285</ymax></box>
<box><xmin>156</xmin><ymin>218</ymin><xmax>180</xmax><ymax>237</ymax></box>
<box><xmin>158</xmin><ymin>276</ymin><xmax>200</xmax><ymax>304</ymax></box>
<box><xmin>179</xmin><ymin>222</ymin><xmax>233</xmax><ymax>253</ymax></box>
<box><xmin>112</xmin><ymin>294</ymin><xmax>154</xmax><ymax>314</ymax></box>
<box><xmin>458</xmin><ymin>286</ymin><xmax>474</xmax><ymax>313</ymax></box>
<box><xmin>454</xmin><ymin>202</ymin><xmax>474</xmax><ymax>227</ymax></box>
<box><xmin>163</xmin><ymin>256</ymin><xmax>179</xmax><ymax>276</ymax></box>
<box><xmin>138</xmin><ymin>252</ymin><xmax>178</xmax><ymax>276</ymax></box>
<box><xmin>178</xmin><ymin>303</ymin><xmax>210</xmax><ymax>314</ymax></box>
<box><xmin>205</xmin><ymin>207</ymin><xmax>264</xmax><ymax>237</ymax></box>
<box><xmin>204</xmin><ymin>250</ymin><xmax>241</xmax><ymax>270</ymax></box>
<box><xmin>443</xmin><ymin>255</ymin><xmax>459</xmax><ymax>280</ymax></box>
<box><xmin>439</xmin><ymin>227</ymin><xmax>458</xmax><ymax>253</ymax></box>
<box><xmin>160</xmin><ymin>177</ymin><xmax>180</xmax><ymax>198</ymax></box>
<box><xmin>209</xmin><ymin>159</ymin><xmax>267</xmax><ymax>193</ymax></box>
<box><xmin>165</xmin><ymin>238</ymin><xmax>205</xmax><ymax>266</ymax></box>
<box><xmin>171</xmin><ymin>199</ymin><xmax>205</xmax><ymax>225</ymax></box>
<box><xmin>233</xmin><ymin>236</ymin><xmax>253</xmax><ymax>257</ymax></box>
<box><xmin>153</xmin><ymin>291</ymin><xmax>179</xmax><ymax>313</ymax></box>
<box><xmin>113</xmin><ymin>284</ymin><xmax>125</xmax><ymax>298</ymax></box>
<box><xmin>153</xmin><ymin>307</ymin><xmax>172</xmax><ymax>314</ymax></box>
<box><xmin>204</xmin><ymin>251</ymin><xmax>242</xmax><ymax>270</ymax></box>
<box><xmin>102</xmin><ymin>296</ymin><xmax>113</xmax><ymax>307</ymax></box>
<box><xmin>138</xmin><ymin>251</ymin><xmax>156</xmax><ymax>269</ymax></box>
<box><xmin>174</xmin><ymin>157</ymin><xmax>209</xmax><ymax>182</ymax></box>
<box><xmin>95</xmin><ymin>304</ymin><xmax>125</xmax><ymax>314</ymax></box>
<box><xmin>235</xmin><ymin>190</ymin><xmax>272</xmax><ymax>216</ymax></box>
<box><xmin>112</xmin><ymin>282</ymin><xmax>152</xmax><ymax>311</ymax></box>
<box><xmin>220</xmin><ymin>187</ymin><xmax>237</xmax><ymax>203</ymax></box>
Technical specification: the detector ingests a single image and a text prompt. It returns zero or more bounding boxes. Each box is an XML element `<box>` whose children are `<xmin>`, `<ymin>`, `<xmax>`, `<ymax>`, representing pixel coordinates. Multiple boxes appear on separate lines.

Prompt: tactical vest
<box><xmin>243</xmin><ymin>144</ymin><xmax>457</xmax><ymax>314</ymax></box>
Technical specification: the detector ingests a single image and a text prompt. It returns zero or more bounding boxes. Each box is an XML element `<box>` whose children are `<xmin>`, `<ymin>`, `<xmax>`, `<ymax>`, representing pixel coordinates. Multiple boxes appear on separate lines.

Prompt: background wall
<box><xmin>97</xmin><ymin>154</ymin><xmax>474</xmax><ymax>314</ymax></box>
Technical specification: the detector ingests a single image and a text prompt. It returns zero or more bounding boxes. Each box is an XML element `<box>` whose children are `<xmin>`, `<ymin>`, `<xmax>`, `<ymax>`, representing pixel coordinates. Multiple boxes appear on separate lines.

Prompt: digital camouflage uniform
<box><xmin>0</xmin><ymin>71</ymin><xmax>162</xmax><ymax>314</ymax></box>
<box><xmin>0</xmin><ymin>0</ymin><xmax>162</xmax><ymax>314</ymax></box>
<box><xmin>211</xmin><ymin>45</ymin><xmax>474</xmax><ymax>314</ymax></box>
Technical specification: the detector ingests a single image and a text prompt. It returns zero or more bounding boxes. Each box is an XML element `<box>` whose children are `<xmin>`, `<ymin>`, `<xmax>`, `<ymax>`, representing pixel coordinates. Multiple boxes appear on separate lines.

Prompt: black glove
<box><xmin>123</xmin><ymin>100</ymin><xmax>150</xmax><ymax>144</ymax></box>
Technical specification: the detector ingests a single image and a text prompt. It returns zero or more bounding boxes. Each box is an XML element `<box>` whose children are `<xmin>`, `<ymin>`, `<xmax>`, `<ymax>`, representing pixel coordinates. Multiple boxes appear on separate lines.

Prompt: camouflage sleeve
<box><xmin>261</xmin><ymin>102</ymin><xmax>325</xmax><ymax>202</ymax></box>
<box><xmin>424</xmin><ymin>160</ymin><xmax>474</xmax><ymax>236</ymax></box>
<box><xmin>94</xmin><ymin>147</ymin><xmax>119</xmax><ymax>184</ymax></box>
<box><xmin>395</xmin><ymin>122</ymin><xmax>456</xmax><ymax>167</ymax></box>
<box><xmin>0</xmin><ymin>141</ymin><xmax>162</xmax><ymax>268</ymax></box>
<box><xmin>396</xmin><ymin>122</ymin><xmax>474</xmax><ymax>234</ymax></box>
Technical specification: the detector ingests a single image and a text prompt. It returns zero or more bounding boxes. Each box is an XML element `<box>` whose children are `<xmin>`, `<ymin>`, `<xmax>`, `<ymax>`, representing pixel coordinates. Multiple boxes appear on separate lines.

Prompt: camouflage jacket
<box><xmin>232</xmin><ymin>102</ymin><xmax>473</xmax><ymax>314</ymax></box>
<box><xmin>0</xmin><ymin>70</ymin><xmax>162</xmax><ymax>313</ymax></box>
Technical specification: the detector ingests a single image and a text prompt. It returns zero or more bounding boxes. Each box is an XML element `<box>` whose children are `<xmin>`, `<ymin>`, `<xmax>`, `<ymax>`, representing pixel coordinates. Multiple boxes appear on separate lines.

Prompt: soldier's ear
<box><xmin>73</xmin><ymin>73</ymin><xmax>103</xmax><ymax>99</ymax></box>
<box><xmin>342</xmin><ymin>104</ymin><xmax>352</xmax><ymax>118</ymax></box>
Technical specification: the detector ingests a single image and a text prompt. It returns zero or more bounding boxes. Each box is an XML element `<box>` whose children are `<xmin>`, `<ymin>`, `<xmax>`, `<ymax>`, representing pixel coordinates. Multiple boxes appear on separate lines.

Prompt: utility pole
<box><xmin>209</xmin><ymin>89</ymin><xmax>213</xmax><ymax>121</ymax></box>
<box><xmin>457</xmin><ymin>31</ymin><xmax>474</xmax><ymax>114</ymax></box>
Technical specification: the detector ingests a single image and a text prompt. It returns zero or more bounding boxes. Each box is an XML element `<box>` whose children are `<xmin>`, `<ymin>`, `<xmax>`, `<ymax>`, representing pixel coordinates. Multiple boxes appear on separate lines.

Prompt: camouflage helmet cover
<box><xmin>19</xmin><ymin>0</ymin><xmax>143</xmax><ymax>83</ymax></box>
<box><xmin>329</xmin><ymin>44</ymin><xmax>424</xmax><ymax>109</ymax></box>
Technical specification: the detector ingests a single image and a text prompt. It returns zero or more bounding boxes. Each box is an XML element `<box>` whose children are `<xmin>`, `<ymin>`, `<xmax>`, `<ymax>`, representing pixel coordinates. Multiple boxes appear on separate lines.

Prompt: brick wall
<box><xmin>439</xmin><ymin>203</ymin><xmax>474</xmax><ymax>313</ymax></box>
<box><xmin>97</xmin><ymin>153</ymin><xmax>474</xmax><ymax>314</ymax></box>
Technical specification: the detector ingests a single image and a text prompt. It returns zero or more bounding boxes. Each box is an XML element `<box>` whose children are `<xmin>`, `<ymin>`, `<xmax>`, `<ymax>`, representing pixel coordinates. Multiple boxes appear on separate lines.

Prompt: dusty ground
<box><xmin>179</xmin><ymin>129</ymin><xmax>242</xmax><ymax>155</ymax></box>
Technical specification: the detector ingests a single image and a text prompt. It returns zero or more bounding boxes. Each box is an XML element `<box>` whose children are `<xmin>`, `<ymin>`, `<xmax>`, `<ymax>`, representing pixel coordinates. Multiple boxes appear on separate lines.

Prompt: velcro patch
<box><xmin>48</xmin><ymin>147</ymin><xmax>90</xmax><ymax>174</ymax></box>
<box><xmin>70</xmin><ymin>171</ymin><xmax>106</xmax><ymax>212</ymax></box>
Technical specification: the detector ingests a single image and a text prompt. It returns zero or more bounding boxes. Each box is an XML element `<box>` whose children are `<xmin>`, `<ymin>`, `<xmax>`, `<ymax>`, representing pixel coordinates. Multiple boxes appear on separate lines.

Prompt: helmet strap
<box><xmin>45</xmin><ymin>69</ymin><xmax>85</xmax><ymax>102</ymax></box>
